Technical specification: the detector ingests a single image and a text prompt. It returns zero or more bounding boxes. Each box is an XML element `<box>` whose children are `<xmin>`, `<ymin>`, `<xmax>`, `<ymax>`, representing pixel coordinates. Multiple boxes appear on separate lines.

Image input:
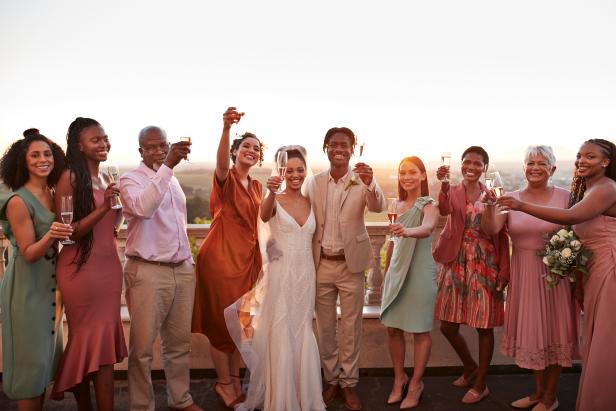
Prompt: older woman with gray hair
<box><xmin>482</xmin><ymin>146</ymin><xmax>579</xmax><ymax>411</ymax></box>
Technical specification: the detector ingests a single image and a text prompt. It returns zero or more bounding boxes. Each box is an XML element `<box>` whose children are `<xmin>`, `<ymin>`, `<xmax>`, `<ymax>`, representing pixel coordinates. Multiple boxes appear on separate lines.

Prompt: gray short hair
<box><xmin>138</xmin><ymin>126</ymin><xmax>167</xmax><ymax>146</ymax></box>
<box><xmin>524</xmin><ymin>145</ymin><xmax>556</xmax><ymax>166</ymax></box>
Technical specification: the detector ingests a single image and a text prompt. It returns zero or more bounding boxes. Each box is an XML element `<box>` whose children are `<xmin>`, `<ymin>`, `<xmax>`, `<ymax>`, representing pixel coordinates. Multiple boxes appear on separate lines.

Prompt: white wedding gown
<box><xmin>226</xmin><ymin>203</ymin><xmax>326</xmax><ymax>411</ymax></box>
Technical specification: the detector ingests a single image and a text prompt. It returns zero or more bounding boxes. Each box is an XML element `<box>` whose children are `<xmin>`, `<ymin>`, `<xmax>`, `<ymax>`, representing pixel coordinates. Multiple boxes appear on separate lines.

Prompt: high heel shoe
<box><xmin>213</xmin><ymin>381</ymin><xmax>244</xmax><ymax>409</ymax></box>
<box><xmin>400</xmin><ymin>381</ymin><xmax>424</xmax><ymax>409</ymax></box>
<box><xmin>387</xmin><ymin>377</ymin><xmax>409</xmax><ymax>404</ymax></box>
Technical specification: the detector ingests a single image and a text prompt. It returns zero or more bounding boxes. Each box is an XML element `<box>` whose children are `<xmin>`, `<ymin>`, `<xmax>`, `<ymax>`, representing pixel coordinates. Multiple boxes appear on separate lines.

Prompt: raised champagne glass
<box><xmin>60</xmin><ymin>195</ymin><xmax>75</xmax><ymax>245</ymax></box>
<box><xmin>275</xmin><ymin>150</ymin><xmax>288</xmax><ymax>195</ymax></box>
<box><xmin>180</xmin><ymin>136</ymin><xmax>191</xmax><ymax>163</ymax></box>
<box><xmin>107</xmin><ymin>164</ymin><xmax>122</xmax><ymax>209</ymax></box>
<box><xmin>387</xmin><ymin>197</ymin><xmax>398</xmax><ymax>242</ymax></box>
<box><xmin>441</xmin><ymin>151</ymin><xmax>452</xmax><ymax>183</ymax></box>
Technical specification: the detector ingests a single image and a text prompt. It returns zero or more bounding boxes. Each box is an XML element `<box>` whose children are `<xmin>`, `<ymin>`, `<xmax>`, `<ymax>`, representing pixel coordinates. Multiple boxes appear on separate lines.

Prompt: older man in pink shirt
<box><xmin>120</xmin><ymin>126</ymin><xmax>203</xmax><ymax>411</ymax></box>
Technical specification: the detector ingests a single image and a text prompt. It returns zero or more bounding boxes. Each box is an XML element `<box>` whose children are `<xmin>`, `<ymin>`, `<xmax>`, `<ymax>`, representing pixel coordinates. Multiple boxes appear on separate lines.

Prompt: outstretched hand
<box><xmin>353</xmin><ymin>162</ymin><xmax>373</xmax><ymax>186</ymax></box>
<box><xmin>266</xmin><ymin>176</ymin><xmax>284</xmax><ymax>193</ymax></box>
<box><xmin>497</xmin><ymin>195</ymin><xmax>522</xmax><ymax>212</ymax></box>
<box><xmin>223</xmin><ymin>107</ymin><xmax>244</xmax><ymax>129</ymax></box>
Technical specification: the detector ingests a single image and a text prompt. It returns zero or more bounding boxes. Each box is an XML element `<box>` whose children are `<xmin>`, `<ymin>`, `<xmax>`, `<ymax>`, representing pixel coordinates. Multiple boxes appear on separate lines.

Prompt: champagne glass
<box><xmin>387</xmin><ymin>198</ymin><xmax>398</xmax><ymax>242</ymax></box>
<box><xmin>274</xmin><ymin>150</ymin><xmax>288</xmax><ymax>195</ymax></box>
<box><xmin>60</xmin><ymin>196</ymin><xmax>75</xmax><ymax>245</ymax></box>
<box><xmin>441</xmin><ymin>151</ymin><xmax>452</xmax><ymax>183</ymax></box>
<box><xmin>107</xmin><ymin>164</ymin><xmax>122</xmax><ymax>210</ymax></box>
<box><xmin>180</xmin><ymin>136</ymin><xmax>191</xmax><ymax>163</ymax></box>
<box><xmin>488</xmin><ymin>169</ymin><xmax>508</xmax><ymax>214</ymax></box>
<box><xmin>357</xmin><ymin>140</ymin><xmax>366</xmax><ymax>159</ymax></box>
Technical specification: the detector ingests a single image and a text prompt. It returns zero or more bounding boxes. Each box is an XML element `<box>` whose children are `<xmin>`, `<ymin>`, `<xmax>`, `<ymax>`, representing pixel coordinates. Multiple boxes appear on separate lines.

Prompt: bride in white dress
<box><xmin>225</xmin><ymin>146</ymin><xmax>326</xmax><ymax>411</ymax></box>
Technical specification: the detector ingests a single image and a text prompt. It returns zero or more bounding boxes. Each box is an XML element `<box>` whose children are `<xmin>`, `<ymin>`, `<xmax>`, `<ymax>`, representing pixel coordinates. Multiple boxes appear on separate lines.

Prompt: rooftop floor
<box><xmin>1</xmin><ymin>371</ymin><xmax>580</xmax><ymax>411</ymax></box>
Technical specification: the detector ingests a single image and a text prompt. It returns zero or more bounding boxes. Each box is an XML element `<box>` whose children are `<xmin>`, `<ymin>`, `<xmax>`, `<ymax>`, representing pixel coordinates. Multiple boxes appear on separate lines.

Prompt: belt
<box><xmin>320</xmin><ymin>250</ymin><xmax>346</xmax><ymax>261</ymax></box>
<box><xmin>127</xmin><ymin>255</ymin><xmax>186</xmax><ymax>268</ymax></box>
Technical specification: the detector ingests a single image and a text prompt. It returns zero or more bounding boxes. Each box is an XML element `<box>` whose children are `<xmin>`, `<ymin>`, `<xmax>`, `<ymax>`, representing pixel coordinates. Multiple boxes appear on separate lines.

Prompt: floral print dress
<box><xmin>434</xmin><ymin>201</ymin><xmax>505</xmax><ymax>329</ymax></box>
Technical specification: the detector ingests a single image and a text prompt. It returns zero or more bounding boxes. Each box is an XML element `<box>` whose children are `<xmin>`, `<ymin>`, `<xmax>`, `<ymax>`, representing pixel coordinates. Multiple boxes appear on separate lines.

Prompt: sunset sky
<box><xmin>1</xmin><ymin>0</ymin><xmax>615</xmax><ymax>168</ymax></box>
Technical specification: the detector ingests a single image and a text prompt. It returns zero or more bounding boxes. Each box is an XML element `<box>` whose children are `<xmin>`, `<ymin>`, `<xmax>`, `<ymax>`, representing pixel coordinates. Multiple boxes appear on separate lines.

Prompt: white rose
<box><xmin>568</xmin><ymin>230</ymin><xmax>574</xmax><ymax>237</ymax></box>
<box><xmin>570</xmin><ymin>240</ymin><xmax>582</xmax><ymax>251</ymax></box>
<box><xmin>542</xmin><ymin>256</ymin><xmax>554</xmax><ymax>266</ymax></box>
<box><xmin>550</xmin><ymin>235</ymin><xmax>560</xmax><ymax>245</ymax></box>
<box><xmin>561</xmin><ymin>248</ymin><xmax>572</xmax><ymax>258</ymax></box>
<box><xmin>557</xmin><ymin>229</ymin><xmax>570</xmax><ymax>238</ymax></box>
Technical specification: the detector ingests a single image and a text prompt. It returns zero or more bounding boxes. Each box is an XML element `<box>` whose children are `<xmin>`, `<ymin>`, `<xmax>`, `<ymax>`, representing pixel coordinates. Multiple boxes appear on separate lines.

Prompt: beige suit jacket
<box><xmin>307</xmin><ymin>170</ymin><xmax>386</xmax><ymax>273</ymax></box>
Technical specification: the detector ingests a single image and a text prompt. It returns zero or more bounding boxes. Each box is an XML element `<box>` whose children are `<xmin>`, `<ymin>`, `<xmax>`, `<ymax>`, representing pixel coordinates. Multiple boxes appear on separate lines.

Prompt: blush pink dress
<box><xmin>573</xmin><ymin>213</ymin><xmax>616</xmax><ymax>410</ymax></box>
<box><xmin>501</xmin><ymin>188</ymin><xmax>579</xmax><ymax>369</ymax></box>
<box><xmin>52</xmin><ymin>189</ymin><xmax>127</xmax><ymax>397</ymax></box>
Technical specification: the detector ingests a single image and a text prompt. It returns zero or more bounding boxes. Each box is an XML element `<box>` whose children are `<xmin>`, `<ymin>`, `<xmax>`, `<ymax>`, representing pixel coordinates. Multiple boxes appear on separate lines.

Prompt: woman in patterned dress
<box><xmin>433</xmin><ymin>146</ymin><xmax>510</xmax><ymax>404</ymax></box>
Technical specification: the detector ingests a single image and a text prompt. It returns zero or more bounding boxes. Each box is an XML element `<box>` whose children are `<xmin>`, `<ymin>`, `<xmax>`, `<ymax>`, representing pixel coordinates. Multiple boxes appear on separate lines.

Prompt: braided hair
<box><xmin>65</xmin><ymin>117</ymin><xmax>101</xmax><ymax>271</ymax></box>
<box><xmin>230</xmin><ymin>132</ymin><xmax>264</xmax><ymax>166</ymax></box>
<box><xmin>568</xmin><ymin>138</ymin><xmax>616</xmax><ymax>207</ymax></box>
<box><xmin>322</xmin><ymin>127</ymin><xmax>356</xmax><ymax>152</ymax></box>
<box><xmin>0</xmin><ymin>129</ymin><xmax>66</xmax><ymax>190</ymax></box>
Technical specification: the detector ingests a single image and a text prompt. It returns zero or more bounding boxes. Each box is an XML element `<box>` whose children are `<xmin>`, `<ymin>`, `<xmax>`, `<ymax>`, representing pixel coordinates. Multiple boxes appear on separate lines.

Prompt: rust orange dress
<box><xmin>192</xmin><ymin>167</ymin><xmax>262</xmax><ymax>352</ymax></box>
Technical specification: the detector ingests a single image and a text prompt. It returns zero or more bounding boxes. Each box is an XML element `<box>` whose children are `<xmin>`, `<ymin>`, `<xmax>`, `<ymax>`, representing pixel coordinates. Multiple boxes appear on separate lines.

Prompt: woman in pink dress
<box><xmin>433</xmin><ymin>146</ymin><xmax>510</xmax><ymax>404</ymax></box>
<box><xmin>483</xmin><ymin>146</ymin><xmax>579</xmax><ymax>411</ymax></box>
<box><xmin>51</xmin><ymin>117</ymin><xmax>127</xmax><ymax>411</ymax></box>
<box><xmin>499</xmin><ymin>139</ymin><xmax>616</xmax><ymax>411</ymax></box>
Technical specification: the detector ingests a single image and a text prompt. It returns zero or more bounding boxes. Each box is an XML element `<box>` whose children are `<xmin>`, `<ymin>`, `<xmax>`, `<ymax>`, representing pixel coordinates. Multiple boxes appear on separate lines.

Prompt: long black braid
<box><xmin>65</xmin><ymin>117</ymin><xmax>100</xmax><ymax>271</ymax></box>
<box><xmin>568</xmin><ymin>138</ymin><xmax>616</xmax><ymax>207</ymax></box>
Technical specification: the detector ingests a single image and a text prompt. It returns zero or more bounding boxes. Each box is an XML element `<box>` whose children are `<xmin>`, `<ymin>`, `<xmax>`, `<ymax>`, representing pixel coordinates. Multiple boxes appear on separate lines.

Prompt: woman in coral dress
<box><xmin>433</xmin><ymin>146</ymin><xmax>510</xmax><ymax>405</ymax></box>
<box><xmin>192</xmin><ymin>107</ymin><xmax>264</xmax><ymax>408</ymax></box>
<box><xmin>483</xmin><ymin>146</ymin><xmax>579</xmax><ymax>411</ymax></box>
<box><xmin>51</xmin><ymin>117</ymin><xmax>127</xmax><ymax>411</ymax></box>
<box><xmin>499</xmin><ymin>138</ymin><xmax>616</xmax><ymax>411</ymax></box>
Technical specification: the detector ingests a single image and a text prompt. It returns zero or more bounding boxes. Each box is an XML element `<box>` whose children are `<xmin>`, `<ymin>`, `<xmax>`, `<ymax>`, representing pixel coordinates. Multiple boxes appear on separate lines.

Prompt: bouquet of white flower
<box><xmin>537</xmin><ymin>227</ymin><xmax>592</xmax><ymax>288</ymax></box>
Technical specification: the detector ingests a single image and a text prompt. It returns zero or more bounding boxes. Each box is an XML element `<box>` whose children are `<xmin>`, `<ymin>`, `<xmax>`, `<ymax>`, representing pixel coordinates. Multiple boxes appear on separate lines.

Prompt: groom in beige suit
<box><xmin>306</xmin><ymin>127</ymin><xmax>386</xmax><ymax>410</ymax></box>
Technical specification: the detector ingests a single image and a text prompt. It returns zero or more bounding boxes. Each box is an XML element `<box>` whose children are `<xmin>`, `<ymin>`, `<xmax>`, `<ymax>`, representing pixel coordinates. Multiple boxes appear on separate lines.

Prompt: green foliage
<box><xmin>188</xmin><ymin>236</ymin><xmax>200</xmax><ymax>262</ymax></box>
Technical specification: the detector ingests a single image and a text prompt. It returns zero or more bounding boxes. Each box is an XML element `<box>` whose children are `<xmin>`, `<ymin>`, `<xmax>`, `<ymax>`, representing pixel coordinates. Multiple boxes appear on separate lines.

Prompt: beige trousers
<box><xmin>315</xmin><ymin>259</ymin><xmax>365</xmax><ymax>388</ymax></box>
<box><xmin>124</xmin><ymin>259</ymin><xmax>195</xmax><ymax>411</ymax></box>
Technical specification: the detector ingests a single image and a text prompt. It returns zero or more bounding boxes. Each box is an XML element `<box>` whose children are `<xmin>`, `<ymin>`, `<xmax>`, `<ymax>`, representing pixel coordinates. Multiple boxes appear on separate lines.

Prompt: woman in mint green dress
<box><xmin>381</xmin><ymin>156</ymin><xmax>439</xmax><ymax>409</ymax></box>
<box><xmin>0</xmin><ymin>129</ymin><xmax>72</xmax><ymax>410</ymax></box>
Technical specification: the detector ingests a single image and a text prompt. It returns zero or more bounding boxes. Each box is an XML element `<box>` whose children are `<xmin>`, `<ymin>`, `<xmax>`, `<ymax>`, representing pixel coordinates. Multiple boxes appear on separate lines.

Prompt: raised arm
<box><xmin>480</xmin><ymin>188</ymin><xmax>506</xmax><ymax>235</ymax></box>
<box><xmin>54</xmin><ymin>170</ymin><xmax>118</xmax><ymax>240</ymax></box>
<box><xmin>120</xmin><ymin>167</ymin><xmax>174</xmax><ymax>219</ymax></box>
<box><xmin>260</xmin><ymin>176</ymin><xmax>283</xmax><ymax>222</ymax></box>
<box><xmin>391</xmin><ymin>203</ymin><xmax>440</xmax><ymax>239</ymax></box>
<box><xmin>215</xmin><ymin>107</ymin><xmax>243</xmax><ymax>185</ymax></box>
<box><xmin>498</xmin><ymin>180</ymin><xmax>616</xmax><ymax>225</ymax></box>
<box><xmin>436</xmin><ymin>166</ymin><xmax>452</xmax><ymax>216</ymax></box>
<box><xmin>6</xmin><ymin>197</ymin><xmax>72</xmax><ymax>262</ymax></box>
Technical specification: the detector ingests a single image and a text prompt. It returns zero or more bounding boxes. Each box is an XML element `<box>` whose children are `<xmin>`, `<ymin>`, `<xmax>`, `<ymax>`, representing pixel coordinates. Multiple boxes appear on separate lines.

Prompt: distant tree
<box><xmin>186</xmin><ymin>194</ymin><xmax>210</xmax><ymax>222</ymax></box>
<box><xmin>180</xmin><ymin>184</ymin><xmax>194</xmax><ymax>196</ymax></box>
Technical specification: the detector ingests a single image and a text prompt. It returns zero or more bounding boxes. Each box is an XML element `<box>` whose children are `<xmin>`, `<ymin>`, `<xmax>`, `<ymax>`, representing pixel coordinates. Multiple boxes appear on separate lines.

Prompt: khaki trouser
<box><xmin>315</xmin><ymin>258</ymin><xmax>365</xmax><ymax>388</ymax></box>
<box><xmin>124</xmin><ymin>259</ymin><xmax>195</xmax><ymax>411</ymax></box>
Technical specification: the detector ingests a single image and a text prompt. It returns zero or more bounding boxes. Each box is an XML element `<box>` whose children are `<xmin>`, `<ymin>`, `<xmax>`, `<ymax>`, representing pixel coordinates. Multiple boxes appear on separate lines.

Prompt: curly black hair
<box><xmin>0</xmin><ymin>128</ymin><xmax>66</xmax><ymax>191</ymax></box>
<box><xmin>322</xmin><ymin>127</ymin><xmax>356</xmax><ymax>152</ymax></box>
<box><xmin>65</xmin><ymin>117</ymin><xmax>102</xmax><ymax>271</ymax></box>
<box><xmin>230</xmin><ymin>132</ymin><xmax>264</xmax><ymax>166</ymax></box>
<box><xmin>569</xmin><ymin>138</ymin><xmax>616</xmax><ymax>207</ymax></box>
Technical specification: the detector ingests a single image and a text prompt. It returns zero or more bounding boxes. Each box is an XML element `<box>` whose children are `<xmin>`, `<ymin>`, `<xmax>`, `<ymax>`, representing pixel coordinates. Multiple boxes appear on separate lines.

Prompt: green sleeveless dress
<box><xmin>0</xmin><ymin>187</ymin><xmax>63</xmax><ymax>399</ymax></box>
<box><xmin>380</xmin><ymin>196</ymin><xmax>437</xmax><ymax>333</ymax></box>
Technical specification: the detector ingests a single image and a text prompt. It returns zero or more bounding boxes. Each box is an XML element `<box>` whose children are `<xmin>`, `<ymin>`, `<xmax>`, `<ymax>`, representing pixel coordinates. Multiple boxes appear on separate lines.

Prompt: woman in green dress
<box><xmin>381</xmin><ymin>156</ymin><xmax>439</xmax><ymax>409</ymax></box>
<box><xmin>0</xmin><ymin>129</ymin><xmax>72</xmax><ymax>411</ymax></box>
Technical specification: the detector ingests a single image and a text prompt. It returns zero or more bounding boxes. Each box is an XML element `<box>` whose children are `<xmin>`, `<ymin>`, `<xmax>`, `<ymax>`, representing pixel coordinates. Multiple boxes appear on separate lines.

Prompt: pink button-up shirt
<box><xmin>120</xmin><ymin>162</ymin><xmax>192</xmax><ymax>264</ymax></box>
